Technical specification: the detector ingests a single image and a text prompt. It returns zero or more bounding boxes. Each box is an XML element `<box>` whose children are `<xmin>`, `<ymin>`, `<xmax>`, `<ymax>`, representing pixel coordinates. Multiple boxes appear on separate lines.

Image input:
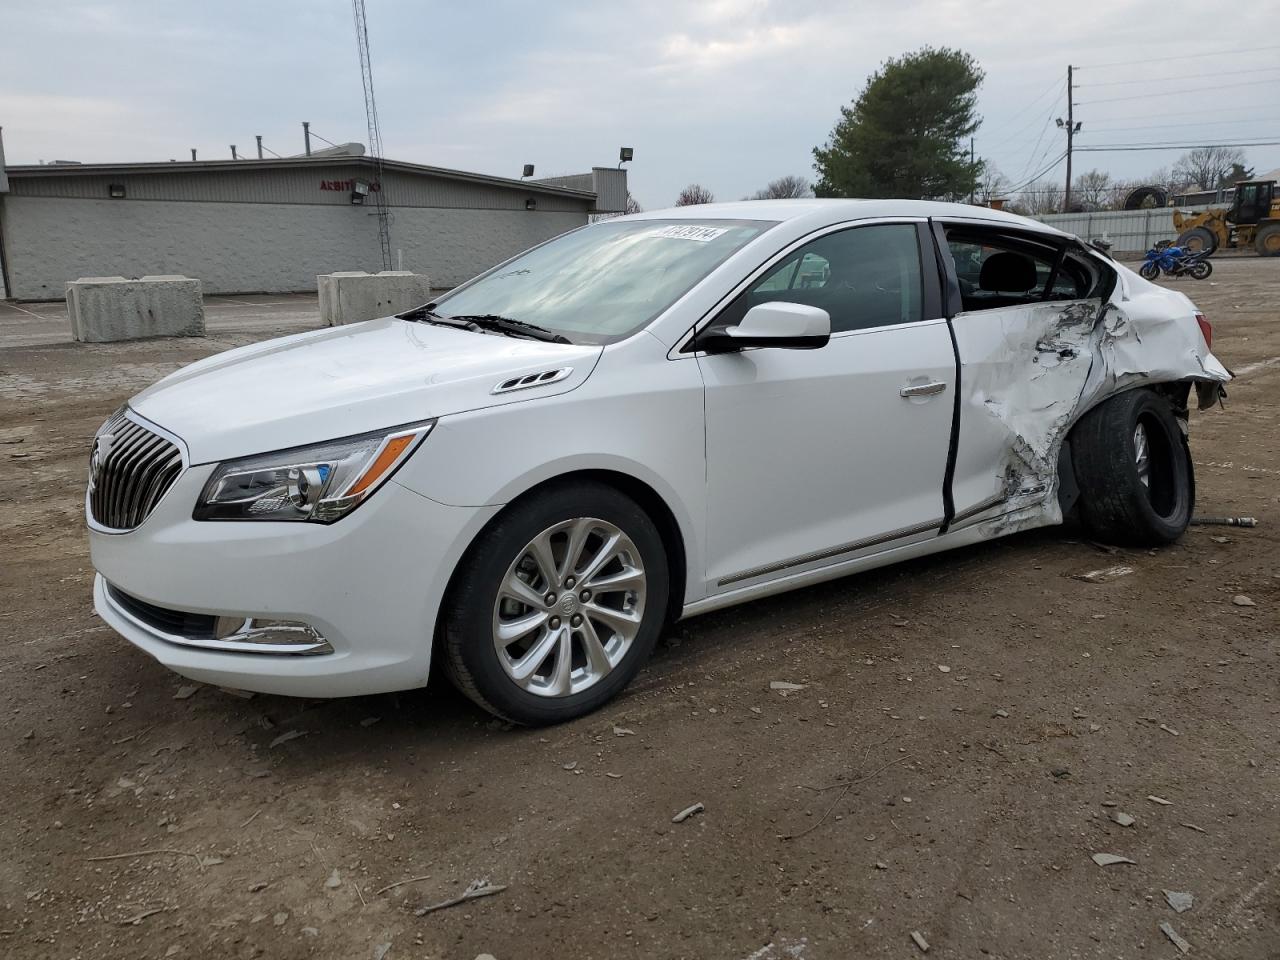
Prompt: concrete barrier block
<box><xmin>65</xmin><ymin>276</ymin><xmax>205</xmax><ymax>343</ymax></box>
<box><xmin>317</xmin><ymin>270</ymin><xmax>432</xmax><ymax>326</ymax></box>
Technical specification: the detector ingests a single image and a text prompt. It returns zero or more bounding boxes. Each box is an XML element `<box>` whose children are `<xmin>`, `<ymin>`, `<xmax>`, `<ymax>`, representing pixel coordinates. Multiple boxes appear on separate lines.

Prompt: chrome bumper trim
<box><xmin>102</xmin><ymin>583</ymin><xmax>333</xmax><ymax>656</ymax></box>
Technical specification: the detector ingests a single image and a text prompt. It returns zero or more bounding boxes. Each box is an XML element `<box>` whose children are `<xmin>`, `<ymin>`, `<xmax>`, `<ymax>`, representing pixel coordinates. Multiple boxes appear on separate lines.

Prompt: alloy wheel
<box><xmin>1133</xmin><ymin>422</ymin><xmax>1151</xmax><ymax>488</ymax></box>
<box><xmin>492</xmin><ymin>517</ymin><xmax>647</xmax><ymax>697</ymax></box>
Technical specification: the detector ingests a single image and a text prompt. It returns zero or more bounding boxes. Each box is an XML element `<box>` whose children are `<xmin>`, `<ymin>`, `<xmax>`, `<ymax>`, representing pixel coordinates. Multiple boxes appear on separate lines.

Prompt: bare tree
<box><xmin>977</xmin><ymin>166</ymin><xmax>1013</xmax><ymax>203</ymax></box>
<box><xmin>675</xmin><ymin>183</ymin><xmax>715</xmax><ymax>206</ymax></box>
<box><xmin>1172</xmin><ymin>147</ymin><xmax>1248</xmax><ymax>191</ymax></box>
<box><xmin>749</xmin><ymin>175</ymin><xmax>813</xmax><ymax>199</ymax></box>
<box><xmin>1072</xmin><ymin>169</ymin><xmax>1114</xmax><ymax>210</ymax></box>
<box><xmin>1015</xmin><ymin>182</ymin><xmax>1063</xmax><ymax>216</ymax></box>
<box><xmin>625</xmin><ymin>191</ymin><xmax>643</xmax><ymax>215</ymax></box>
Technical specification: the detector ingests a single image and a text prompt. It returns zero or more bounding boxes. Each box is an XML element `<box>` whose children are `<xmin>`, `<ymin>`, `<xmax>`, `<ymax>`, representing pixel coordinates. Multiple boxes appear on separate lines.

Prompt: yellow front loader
<box><xmin>1173</xmin><ymin>179</ymin><xmax>1280</xmax><ymax>256</ymax></box>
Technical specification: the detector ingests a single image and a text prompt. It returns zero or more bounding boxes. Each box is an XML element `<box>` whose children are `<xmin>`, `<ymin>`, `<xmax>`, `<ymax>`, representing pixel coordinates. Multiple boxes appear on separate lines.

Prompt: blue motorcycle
<box><xmin>1139</xmin><ymin>243</ymin><xmax>1213</xmax><ymax>280</ymax></box>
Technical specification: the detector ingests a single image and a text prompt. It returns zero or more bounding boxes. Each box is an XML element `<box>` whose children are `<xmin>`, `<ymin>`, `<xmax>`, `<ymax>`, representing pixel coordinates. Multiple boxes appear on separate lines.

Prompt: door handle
<box><xmin>900</xmin><ymin>381</ymin><xmax>947</xmax><ymax>398</ymax></box>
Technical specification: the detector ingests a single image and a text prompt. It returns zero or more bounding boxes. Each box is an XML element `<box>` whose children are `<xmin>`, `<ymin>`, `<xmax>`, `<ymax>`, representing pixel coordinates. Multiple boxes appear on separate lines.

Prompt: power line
<box><xmin>1076</xmin><ymin>140</ymin><xmax>1280</xmax><ymax>152</ymax></box>
<box><xmin>983</xmin><ymin>105</ymin><xmax>1058</xmax><ymax>153</ymax></box>
<box><xmin>1078</xmin><ymin>65</ymin><xmax>1280</xmax><ymax>88</ymax></box>
<box><xmin>980</xmin><ymin>74</ymin><xmax>1064</xmax><ymax>138</ymax></box>
<box><xmin>1085</xmin><ymin>116</ymin><xmax>1280</xmax><ymax>131</ymax></box>
<box><xmin>1011</xmin><ymin>113</ymin><xmax>1056</xmax><ymax>182</ymax></box>
<box><xmin>1086</xmin><ymin>103</ymin><xmax>1278</xmax><ymax>123</ymax></box>
<box><xmin>1079</xmin><ymin>78</ymin><xmax>1279</xmax><ymax>105</ymax></box>
<box><xmin>1004</xmin><ymin>150</ymin><xmax>1068</xmax><ymax>194</ymax></box>
<box><xmin>1077</xmin><ymin>44</ymin><xmax>1280</xmax><ymax>70</ymax></box>
<box><xmin>1078</xmin><ymin>137</ymin><xmax>1280</xmax><ymax>147</ymax></box>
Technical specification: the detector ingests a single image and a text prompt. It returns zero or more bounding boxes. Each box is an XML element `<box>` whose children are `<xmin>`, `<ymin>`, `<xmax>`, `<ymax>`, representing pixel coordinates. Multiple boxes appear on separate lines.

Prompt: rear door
<box><xmin>932</xmin><ymin>220</ymin><xmax>1112</xmax><ymax>530</ymax></box>
<box><xmin>696</xmin><ymin>220</ymin><xmax>957</xmax><ymax>590</ymax></box>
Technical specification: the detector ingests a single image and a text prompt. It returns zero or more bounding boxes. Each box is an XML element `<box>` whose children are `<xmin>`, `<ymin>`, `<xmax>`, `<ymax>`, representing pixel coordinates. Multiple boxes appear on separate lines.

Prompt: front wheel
<box><xmin>440</xmin><ymin>482</ymin><xmax>669</xmax><ymax>725</ymax></box>
<box><xmin>1189</xmin><ymin>259</ymin><xmax>1212</xmax><ymax>280</ymax></box>
<box><xmin>1176</xmin><ymin>226</ymin><xmax>1218</xmax><ymax>255</ymax></box>
<box><xmin>1139</xmin><ymin>261</ymin><xmax>1160</xmax><ymax>280</ymax></box>
<box><xmin>1256</xmin><ymin>223</ymin><xmax>1280</xmax><ymax>257</ymax></box>
<box><xmin>1070</xmin><ymin>388</ymin><xmax>1194</xmax><ymax>546</ymax></box>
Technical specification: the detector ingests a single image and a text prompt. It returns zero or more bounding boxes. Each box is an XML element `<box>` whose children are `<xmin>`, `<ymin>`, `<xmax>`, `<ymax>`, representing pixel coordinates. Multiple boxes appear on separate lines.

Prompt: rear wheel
<box><xmin>1070</xmin><ymin>389</ymin><xmax>1194</xmax><ymax>546</ymax></box>
<box><xmin>440</xmin><ymin>481</ymin><xmax>669</xmax><ymax>725</ymax></box>
<box><xmin>1176</xmin><ymin>226</ymin><xmax>1218</xmax><ymax>255</ymax></box>
<box><xmin>1255</xmin><ymin>223</ymin><xmax>1280</xmax><ymax>257</ymax></box>
<box><xmin>1189</xmin><ymin>259</ymin><xmax>1212</xmax><ymax>279</ymax></box>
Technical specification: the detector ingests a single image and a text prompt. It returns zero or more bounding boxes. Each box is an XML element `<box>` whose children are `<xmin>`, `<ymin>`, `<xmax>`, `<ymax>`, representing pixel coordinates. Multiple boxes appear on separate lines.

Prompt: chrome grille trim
<box><xmin>87</xmin><ymin>410</ymin><xmax>186</xmax><ymax>533</ymax></box>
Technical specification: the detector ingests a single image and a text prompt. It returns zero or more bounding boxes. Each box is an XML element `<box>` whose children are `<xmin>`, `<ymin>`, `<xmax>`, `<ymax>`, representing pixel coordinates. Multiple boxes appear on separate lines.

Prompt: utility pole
<box><xmin>1065</xmin><ymin>65</ymin><xmax>1074</xmax><ymax>212</ymax></box>
<box><xmin>1057</xmin><ymin>65</ymin><xmax>1081</xmax><ymax>213</ymax></box>
<box><xmin>255</xmin><ymin>135</ymin><xmax>263</xmax><ymax>159</ymax></box>
<box><xmin>190</xmin><ymin>148</ymin><xmax>197</xmax><ymax>161</ymax></box>
<box><xmin>303</xmin><ymin>121</ymin><xmax>312</xmax><ymax>157</ymax></box>
<box><xmin>352</xmin><ymin>0</ymin><xmax>393</xmax><ymax>270</ymax></box>
<box><xmin>230</xmin><ymin>144</ymin><xmax>238</xmax><ymax>160</ymax></box>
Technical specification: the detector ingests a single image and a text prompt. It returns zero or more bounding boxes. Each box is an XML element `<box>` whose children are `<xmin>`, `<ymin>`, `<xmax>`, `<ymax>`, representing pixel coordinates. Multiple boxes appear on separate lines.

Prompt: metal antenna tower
<box><xmin>352</xmin><ymin>0</ymin><xmax>392</xmax><ymax>270</ymax></box>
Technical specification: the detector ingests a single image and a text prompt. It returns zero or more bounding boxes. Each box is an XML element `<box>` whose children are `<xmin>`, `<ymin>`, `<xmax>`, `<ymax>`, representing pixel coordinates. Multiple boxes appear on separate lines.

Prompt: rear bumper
<box><xmin>90</xmin><ymin>469</ymin><xmax>499</xmax><ymax>698</ymax></box>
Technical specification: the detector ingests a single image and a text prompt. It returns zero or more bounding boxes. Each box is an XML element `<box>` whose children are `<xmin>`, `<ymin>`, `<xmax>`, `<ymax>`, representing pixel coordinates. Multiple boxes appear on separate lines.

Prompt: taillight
<box><xmin>1195</xmin><ymin>313</ymin><xmax>1212</xmax><ymax>349</ymax></box>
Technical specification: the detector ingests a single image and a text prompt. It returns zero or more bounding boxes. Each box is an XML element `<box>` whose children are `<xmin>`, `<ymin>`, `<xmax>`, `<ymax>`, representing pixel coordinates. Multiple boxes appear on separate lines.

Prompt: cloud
<box><xmin>657</xmin><ymin>23</ymin><xmax>813</xmax><ymax>73</ymax></box>
<box><xmin>2</xmin><ymin>0</ymin><xmax>1277</xmax><ymax>207</ymax></box>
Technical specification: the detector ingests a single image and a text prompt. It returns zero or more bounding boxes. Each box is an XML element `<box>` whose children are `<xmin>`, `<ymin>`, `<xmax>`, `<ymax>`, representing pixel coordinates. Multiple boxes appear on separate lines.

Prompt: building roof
<box><xmin>3</xmin><ymin>155</ymin><xmax>597</xmax><ymax>200</ymax></box>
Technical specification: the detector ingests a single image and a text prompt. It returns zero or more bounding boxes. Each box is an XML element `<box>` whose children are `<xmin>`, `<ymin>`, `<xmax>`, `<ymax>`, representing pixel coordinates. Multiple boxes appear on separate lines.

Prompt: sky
<box><xmin>3</xmin><ymin>0</ymin><xmax>1280</xmax><ymax>209</ymax></box>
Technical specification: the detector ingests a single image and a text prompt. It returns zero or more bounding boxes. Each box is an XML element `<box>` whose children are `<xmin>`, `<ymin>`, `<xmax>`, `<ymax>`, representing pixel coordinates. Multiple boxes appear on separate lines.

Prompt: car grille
<box><xmin>88</xmin><ymin>411</ymin><xmax>184</xmax><ymax>531</ymax></box>
<box><xmin>106</xmin><ymin>584</ymin><xmax>217</xmax><ymax>640</ymax></box>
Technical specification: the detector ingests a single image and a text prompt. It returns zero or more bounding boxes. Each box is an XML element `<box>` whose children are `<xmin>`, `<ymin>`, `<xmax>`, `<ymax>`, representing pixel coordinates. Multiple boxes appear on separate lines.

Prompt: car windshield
<box><xmin>428</xmin><ymin>218</ymin><xmax>773</xmax><ymax>344</ymax></box>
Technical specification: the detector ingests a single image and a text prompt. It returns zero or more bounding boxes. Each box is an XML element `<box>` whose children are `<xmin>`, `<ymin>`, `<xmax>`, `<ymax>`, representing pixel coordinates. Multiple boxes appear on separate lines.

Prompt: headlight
<box><xmin>193</xmin><ymin>420</ymin><xmax>434</xmax><ymax>523</ymax></box>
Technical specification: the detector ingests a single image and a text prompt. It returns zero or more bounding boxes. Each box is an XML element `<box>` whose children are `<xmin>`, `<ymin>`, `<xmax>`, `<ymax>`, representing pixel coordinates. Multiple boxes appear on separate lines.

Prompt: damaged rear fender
<box><xmin>950</xmin><ymin>282</ymin><xmax>1229</xmax><ymax>539</ymax></box>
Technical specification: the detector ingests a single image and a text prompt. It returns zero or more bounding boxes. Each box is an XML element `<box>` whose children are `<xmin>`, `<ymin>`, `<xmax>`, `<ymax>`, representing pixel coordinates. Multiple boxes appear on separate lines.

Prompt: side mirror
<box><xmin>700</xmin><ymin>302</ymin><xmax>831</xmax><ymax>353</ymax></box>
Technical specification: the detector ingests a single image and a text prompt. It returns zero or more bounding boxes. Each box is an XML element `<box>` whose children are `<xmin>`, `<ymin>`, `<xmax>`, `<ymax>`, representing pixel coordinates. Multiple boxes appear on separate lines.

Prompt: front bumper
<box><xmin>90</xmin><ymin>465</ymin><xmax>499</xmax><ymax>698</ymax></box>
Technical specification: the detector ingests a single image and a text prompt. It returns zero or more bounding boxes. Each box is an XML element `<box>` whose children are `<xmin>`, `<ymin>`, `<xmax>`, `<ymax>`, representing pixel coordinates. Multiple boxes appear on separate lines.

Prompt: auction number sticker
<box><xmin>647</xmin><ymin>225</ymin><xmax>730</xmax><ymax>242</ymax></box>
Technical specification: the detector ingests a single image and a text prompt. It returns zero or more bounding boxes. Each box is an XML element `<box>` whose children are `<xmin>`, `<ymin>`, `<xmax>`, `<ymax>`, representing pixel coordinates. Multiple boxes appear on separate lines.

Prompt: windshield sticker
<box><xmin>646</xmin><ymin>225</ymin><xmax>730</xmax><ymax>243</ymax></box>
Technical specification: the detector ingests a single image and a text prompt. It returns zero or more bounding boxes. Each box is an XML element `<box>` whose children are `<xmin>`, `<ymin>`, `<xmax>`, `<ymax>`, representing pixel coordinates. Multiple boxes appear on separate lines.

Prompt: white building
<box><xmin>0</xmin><ymin>148</ymin><xmax>626</xmax><ymax>301</ymax></box>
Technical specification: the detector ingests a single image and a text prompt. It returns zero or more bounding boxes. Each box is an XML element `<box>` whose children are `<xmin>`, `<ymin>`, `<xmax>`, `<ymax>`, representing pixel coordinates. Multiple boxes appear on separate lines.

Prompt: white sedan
<box><xmin>88</xmin><ymin>200</ymin><xmax>1229</xmax><ymax>724</ymax></box>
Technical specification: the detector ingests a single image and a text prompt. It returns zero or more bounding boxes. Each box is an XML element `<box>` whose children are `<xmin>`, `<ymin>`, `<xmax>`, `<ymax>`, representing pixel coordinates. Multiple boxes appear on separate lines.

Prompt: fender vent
<box><xmin>492</xmin><ymin>367</ymin><xmax>573</xmax><ymax>395</ymax></box>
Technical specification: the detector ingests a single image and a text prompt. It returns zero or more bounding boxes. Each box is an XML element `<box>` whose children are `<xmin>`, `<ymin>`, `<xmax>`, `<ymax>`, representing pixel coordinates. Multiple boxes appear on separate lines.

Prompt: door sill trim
<box><xmin>716</xmin><ymin>516</ymin><xmax>944</xmax><ymax>587</ymax></box>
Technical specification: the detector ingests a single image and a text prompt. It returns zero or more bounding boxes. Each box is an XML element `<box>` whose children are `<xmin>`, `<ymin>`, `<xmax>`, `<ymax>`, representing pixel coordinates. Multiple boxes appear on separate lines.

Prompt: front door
<box><xmin>937</xmin><ymin>222</ymin><xmax>1113</xmax><ymax>529</ymax></box>
<box><xmin>698</xmin><ymin>221</ymin><xmax>956</xmax><ymax>590</ymax></box>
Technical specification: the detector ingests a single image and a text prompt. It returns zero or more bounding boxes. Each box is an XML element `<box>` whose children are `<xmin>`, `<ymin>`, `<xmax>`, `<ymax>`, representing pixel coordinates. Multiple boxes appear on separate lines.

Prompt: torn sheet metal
<box><xmin>947</xmin><ymin>260</ymin><xmax>1229</xmax><ymax>537</ymax></box>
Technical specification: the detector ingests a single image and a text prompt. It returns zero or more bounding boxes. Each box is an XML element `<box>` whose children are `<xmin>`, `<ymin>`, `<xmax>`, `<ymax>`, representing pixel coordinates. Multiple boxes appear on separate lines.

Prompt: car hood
<box><xmin>130</xmin><ymin>318</ymin><xmax>603</xmax><ymax>464</ymax></box>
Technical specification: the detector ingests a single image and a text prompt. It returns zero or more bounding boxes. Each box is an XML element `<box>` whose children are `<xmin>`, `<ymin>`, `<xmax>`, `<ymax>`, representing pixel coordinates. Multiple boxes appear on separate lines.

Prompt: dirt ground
<box><xmin>1</xmin><ymin>263</ymin><xmax>1277</xmax><ymax>960</ymax></box>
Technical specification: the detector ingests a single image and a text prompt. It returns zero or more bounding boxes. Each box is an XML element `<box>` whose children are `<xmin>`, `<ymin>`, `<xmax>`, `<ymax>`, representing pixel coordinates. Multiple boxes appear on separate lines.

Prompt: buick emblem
<box><xmin>89</xmin><ymin>433</ymin><xmax>115</xmax><ymax>492</ymax></box>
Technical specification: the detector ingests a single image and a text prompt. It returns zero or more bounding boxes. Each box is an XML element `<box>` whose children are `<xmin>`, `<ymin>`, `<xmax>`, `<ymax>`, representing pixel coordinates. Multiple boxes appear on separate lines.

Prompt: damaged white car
<box><xmin>88</xmin><ymin>200</ymin><xmax>1229</xmax><ymax>724</ymax></box>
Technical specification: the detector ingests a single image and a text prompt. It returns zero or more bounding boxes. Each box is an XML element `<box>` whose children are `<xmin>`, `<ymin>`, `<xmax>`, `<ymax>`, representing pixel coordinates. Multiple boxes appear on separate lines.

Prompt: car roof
<box><xmin>621</xmin><ymin>198</ymin><xmax>1070</xmax><ymax>239</ymax></box>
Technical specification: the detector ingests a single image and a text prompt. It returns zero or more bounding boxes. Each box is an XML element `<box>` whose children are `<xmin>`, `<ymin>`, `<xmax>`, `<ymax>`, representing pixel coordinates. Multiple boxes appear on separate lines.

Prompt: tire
<box><xmin>1255</xmin><ymin>223</ymin><xmax>1280</xmax><ymax>257</ymax></box>
<box><xmin>1138</xmin><ymin>261</ymin><xmax>1160</xmax><ymax>280</ymax></box>
<box><xmin>1189</xmin><ymin>259</ymin><xmax>1212</xmax><ymax>280</ymax></box>
<box><xmin>440</xmin><ymin>481</ymin><xmax>669</xmax><ymax>725</ymax></box>
<box><xmin>1122</xmin><ymin>185</ymin><xmax>1168</xmax><ymax>210</ymax></box>
<box><xmin>1070</xmin><ymin>388</ymin><xmax>1194</xmax><ymax>546</ymax></box>
<box><xmin>1176</xmin><ymin>227</ymin><xmax>1218</xmax><ymax>256</ymax></box>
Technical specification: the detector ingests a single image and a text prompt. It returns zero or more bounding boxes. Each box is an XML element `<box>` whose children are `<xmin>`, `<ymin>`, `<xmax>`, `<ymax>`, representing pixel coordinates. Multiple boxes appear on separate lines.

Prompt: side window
<box><xmin>716</xmin><ymin>223</ymin><xmax>924</xmax><ymax>334</ymax></box>
<box><xmin>754</xmin><ymin>256</ymin><xmax>800</xmax><ymax>292</ymax></box>
<box><xmin>946</xmin><ymin>230</ymin><xmax>1102</xmax><ymax>312</ymax></box>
